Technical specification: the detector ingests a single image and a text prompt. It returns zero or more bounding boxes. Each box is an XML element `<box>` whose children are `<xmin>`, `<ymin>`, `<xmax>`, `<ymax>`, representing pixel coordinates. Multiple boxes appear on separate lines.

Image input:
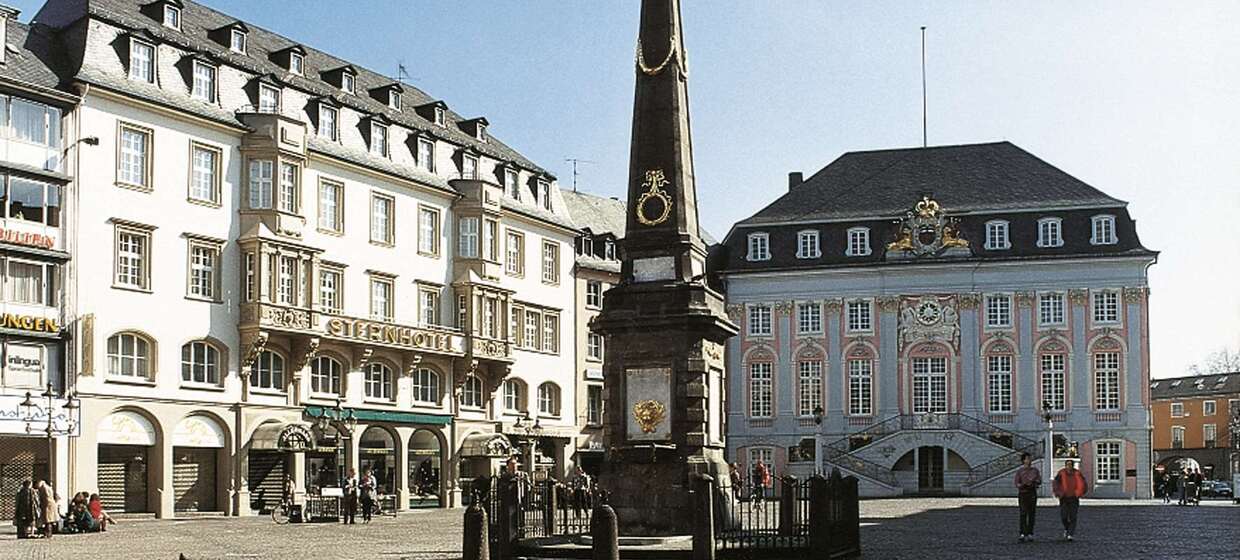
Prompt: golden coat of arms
<box><xmin>632</xmin><ymin>399</ymin><xmax>667</xmax><ymax>434</ymax></box>
<box><xmin>635</xmin><ymin>169</ymin><xmax>673</xmax><ymax>226</ymax></box>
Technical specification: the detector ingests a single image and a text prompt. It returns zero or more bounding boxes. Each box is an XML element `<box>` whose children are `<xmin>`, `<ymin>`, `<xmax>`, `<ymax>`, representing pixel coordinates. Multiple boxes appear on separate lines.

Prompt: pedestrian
<box><xmin>88</xmin><ymin>493</ymin><xmax>115</xmax><ymax>532</ymax></box>
<box><xmin>570</xmin><ymin>466</ymin><xmax>591</xmax><ymax>518</ymax></box>
<box><xmin>1178</xmin><ymin>467</ymin><xmax>1189</xmax><ymax>505</ymax></box>
<box><xmin>1190</xmin><ymin>468</ymin><xmax>1204</xmax><ymax>505</ymax></box>
<box><xmin>1158</xmin><ymin>475</ymin><xmax>1170</xmax><ymax>504</ymax></box>
<box><xmin>36</xmin><ymin>480</ymin><xmax>57</xmax><ymax>539</ymax></box>
<box><xmin>13</xmin><ymin>479</ymin><xmax>37</xmax><ymax>539</ymax></box>
<box><xmin>751</xmin><ymin>459</ymin><xmax>770</xmax><ymax>509</ymax></box>
<box><xmin>1052</xmin><ymin>459</ymin><xmax>1088</xmax><ymax>541</ymax></box>
<box><xmin>729</xmin><ymin>462</ymin><xmax>743</xmax><ymax>500</ymax></box>
<box><xmin>1013</xmin><ymin>452</ymin><xmax>1041</xmax><ymax>542</ymax></box>
<box><xmin>359</xmin><ymin>468</ymin><xmax>377</xmax><ymax>522</ymax></box>
<box><xmin>342</xmin><ymin>467</ymin><xmax>358</xmax><ymax>525</ymax></box>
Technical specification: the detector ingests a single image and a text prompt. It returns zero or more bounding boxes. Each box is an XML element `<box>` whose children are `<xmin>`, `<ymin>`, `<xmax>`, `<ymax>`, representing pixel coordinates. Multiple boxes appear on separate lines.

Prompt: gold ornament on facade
<box><xmin>635</xmin><ymin>169</ymin><xmax>674</xmax><ymax>226</ymax></box>
<box><xmin>887</xmin><ymin>195</ymin><xmax>969</xmax><ymax>255</ymax></box>
<box><xmin>633</xmin><ymin>399</ymin><xmax>667</xmax><ymax>434</ymax></box>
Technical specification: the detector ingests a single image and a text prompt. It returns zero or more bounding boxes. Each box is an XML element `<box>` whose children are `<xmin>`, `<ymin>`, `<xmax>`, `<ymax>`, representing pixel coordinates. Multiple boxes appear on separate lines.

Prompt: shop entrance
<box><xmin>0</xmin><ymin>437</ymin><xmax>49</xmax><ymax>521</ymax></box>
<box><xmin>173</xmin><ymin>448</ymin><xmax>217</xmax><ymax>512</ymax></box>
<box><xmin>98</xmin><ymin>445</ymin><xmax>149</xmax><ymax>513</ymax></box>
<box><xmin>307</xmin><ymin>425</ymin><xmax>344</xmax><ymax>492</ymax></box>
<box><xmin>409</xmin><ymin>429</ymin><xmax>441</xmax><ymax>508</ymax></box>
<box><xmin>359</xmin><ymin>427</ymin><xmax>396</xmax><ymax>495</ymax></box>
<box><xmin>247</xmin><ymin>452</ymin><xmax>286</xmax><ymax>513</ymax></box>
<box><xmin>918</xmin><ymin>446</ymin><xmax>945</xmax><ymax>493</ymax></box>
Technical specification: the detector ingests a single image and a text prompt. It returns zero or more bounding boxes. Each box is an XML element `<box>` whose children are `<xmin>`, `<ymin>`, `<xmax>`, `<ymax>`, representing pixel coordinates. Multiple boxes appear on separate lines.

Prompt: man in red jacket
<box><xmin>1052</xmin><ymin>459</ymin><xmax>1088</xmax><ymax>541</ymax></box>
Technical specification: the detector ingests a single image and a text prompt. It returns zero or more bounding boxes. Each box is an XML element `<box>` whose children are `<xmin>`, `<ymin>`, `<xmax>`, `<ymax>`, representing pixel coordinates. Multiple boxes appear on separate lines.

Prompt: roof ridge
<box><xmin>786</xmin><ymin>146</ymin><xmax>921</xmax><ymax>223</ymax></box>
<box><xmin>839</xmin><ymin>140</ymin><xmax>1012</xmax><ymax>156</ymax></box>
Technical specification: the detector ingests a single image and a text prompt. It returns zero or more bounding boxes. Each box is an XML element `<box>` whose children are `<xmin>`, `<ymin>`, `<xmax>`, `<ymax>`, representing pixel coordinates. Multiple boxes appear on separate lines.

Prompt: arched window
<box><xmin>537</xmin><ymin>382</ymin><xmax>561</xmax><ymax>417</ymax></box>
<box><xmin>180</xmin><ymin>340</ymin><xmax>221</xmax><ymax>385</ymax></box>
<box><xmin>460</xmin><ymin>375</ymin><xmax>484</xmax><ymax>408</ymax></box>
<box><xmin>249</xmin><ymin>350</ymin><xmax>285</xmax><ymax>391</ymax></box>
<box><xmin>311</xmin><ymin>356</ymin><xmax>343</xmax><ymax>396</ymax></box>
<box><xmin>503</xmin><ymin>379</ymin><xmax>526</xmax><ymax>412</ymax></box>
<box><xmin>107</xmin><ymin>332</ymin><xmax>153</xmax><ymax>379</ymax></box>
<box><xmin>412</xmin><ymin>368</ymin><xmax>440</xmax><ymax>404</ymax></box>
<box><xmin>365</xmin><ymin>362</ymin><xmax>394</xmax><ymax>401</ymax></box>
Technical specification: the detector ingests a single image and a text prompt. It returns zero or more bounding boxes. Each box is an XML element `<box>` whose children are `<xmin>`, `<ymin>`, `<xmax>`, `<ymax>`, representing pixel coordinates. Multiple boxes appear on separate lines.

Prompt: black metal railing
<box><xmin>714</xmin><ymin>470</ymin><xmax>860</xmax><ymax>559</ymax></box>
<box><xmin>820</xmin><ymin>446</ymin><xmax>899</xmax><ymax>487</ymax></box>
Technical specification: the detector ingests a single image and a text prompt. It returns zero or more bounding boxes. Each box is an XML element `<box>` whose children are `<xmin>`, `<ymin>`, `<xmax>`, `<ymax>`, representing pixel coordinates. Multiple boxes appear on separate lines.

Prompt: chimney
<box><xmin>788</xmin><ymin>171</ymin><xmax>804</xmax><ymax>191</ymax></box>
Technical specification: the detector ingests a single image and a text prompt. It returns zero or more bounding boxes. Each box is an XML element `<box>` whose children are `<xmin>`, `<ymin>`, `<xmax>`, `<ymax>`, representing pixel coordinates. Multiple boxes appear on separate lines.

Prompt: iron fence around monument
<box><xmin>715</xmin><ymin>470</ymin><xmax>860</xmax><ymax>559</ymax></box>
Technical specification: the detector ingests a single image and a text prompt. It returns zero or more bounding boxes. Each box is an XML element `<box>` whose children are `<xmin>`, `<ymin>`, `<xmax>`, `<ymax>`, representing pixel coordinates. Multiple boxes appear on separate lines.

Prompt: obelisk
<box><xmin>593</xmin><ymin>0</ymin><xmax>738</xmax><ymax>536</ymax></box>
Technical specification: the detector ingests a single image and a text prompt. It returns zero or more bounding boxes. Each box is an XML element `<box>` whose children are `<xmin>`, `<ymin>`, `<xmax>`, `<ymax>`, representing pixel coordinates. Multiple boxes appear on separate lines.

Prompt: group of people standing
<box><xmin>1158</xmin><ymin>467</ymin><xmax>1206</xmax><ymax>506</ymax></box>
<box><xmin>12</xmin><ymin>479</ymin><xmax>116</xmax><ymax>539</ymax></box>
<box><xmin>338</xmin><ymin>467</ymin><xmax>381</xmax><ymax>524</ymax></box>
<box><xmin>1013</xmin><ymin>453</ymin><xmax>1088</xmax><ymax>543</ymax></box>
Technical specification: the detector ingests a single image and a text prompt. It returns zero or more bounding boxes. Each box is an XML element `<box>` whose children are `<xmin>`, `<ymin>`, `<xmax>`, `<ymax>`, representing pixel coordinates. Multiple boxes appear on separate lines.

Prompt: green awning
<box><xmin>304</xmin><ymin>406</ymin><xmax>453</xmax><ymax>426</ymax></box>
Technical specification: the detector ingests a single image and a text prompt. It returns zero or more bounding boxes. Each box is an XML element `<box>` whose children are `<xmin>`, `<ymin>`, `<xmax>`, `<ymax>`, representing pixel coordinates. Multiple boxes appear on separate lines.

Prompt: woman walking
<box><xmin>13</xmin><ymin>479</ymin><xmax>38</xmax><ymax>538</ymax></box>
<box><xmin>36</xmin><ymin>480</ymin><xmax>58</xmax><ymax>539</ymax></box>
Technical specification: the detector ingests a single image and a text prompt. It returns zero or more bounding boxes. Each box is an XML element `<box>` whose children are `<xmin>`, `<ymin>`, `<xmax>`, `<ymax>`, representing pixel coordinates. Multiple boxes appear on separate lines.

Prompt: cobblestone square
<box><xmin>3</xmin><ymin>498</ymin><xmax>1236</xmax><ymax>560</ymax></box>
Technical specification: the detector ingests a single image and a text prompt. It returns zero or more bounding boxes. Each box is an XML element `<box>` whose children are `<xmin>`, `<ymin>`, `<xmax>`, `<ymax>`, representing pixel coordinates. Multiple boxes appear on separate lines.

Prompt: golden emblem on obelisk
<box><xmin>635</xmin><ymin>169</ymin><xmax>673</xmax><ymax>226</ymax></box>
<box><xmin>632</xmin><ymin>399</ymin><xmax>667</xmax><ymax>433</ymax></box>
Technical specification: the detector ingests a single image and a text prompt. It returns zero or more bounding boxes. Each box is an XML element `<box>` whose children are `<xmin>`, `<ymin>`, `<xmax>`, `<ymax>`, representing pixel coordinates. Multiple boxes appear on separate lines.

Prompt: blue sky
<box><xmin>12</xmin><ymin>1</ymin><xmax>1238</xmax><ymax>378</ymax></box>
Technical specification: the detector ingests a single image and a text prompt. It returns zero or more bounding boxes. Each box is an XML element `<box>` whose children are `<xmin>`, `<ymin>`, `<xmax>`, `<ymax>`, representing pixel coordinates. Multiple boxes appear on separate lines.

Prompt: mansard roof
<box><xmin>1150</xmin><ymin>373</ymin><xmax>1240</xmax><ymax>400</ymax></box>
<box><xmin>740</xmin><ymin>141</ymin><xmax>1126</xmax><ymax>226</ymax></box>
<box><xmin>562</xmin><ymin>189</ymin><xmax>717</xmax><ymax>245</ymax></box>
<box><xmin>33</xmin><ymin>0</ymin><xmax>549</xmax><ymax>175</ymax></box>
<box><xmin>0</xmin><ymin>17</ymin><xmax>76</xmax><ymax>104</ymax></box>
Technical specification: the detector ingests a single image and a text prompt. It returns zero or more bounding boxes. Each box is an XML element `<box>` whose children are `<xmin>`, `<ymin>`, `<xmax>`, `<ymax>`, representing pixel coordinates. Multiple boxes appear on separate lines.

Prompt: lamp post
<box><xmin>813</xmin><ymin>405</ymin><xmax>825</xmax><ymax>476</ymax></box>
<box><xmin>314</xmin><ymin>397</ymin><xmax>357</xmax><ymax>481</ymax></box>
<box><xmin>19</xmin><ymin>382</ymin><xmax>81</xmax><ymax>486</ymax></box>
<box><xmin>1041</xmin><ymin>400</ymin><xmax>1054</xmax><ymax>498</ymax></box>
<box><xmin>513</xmin><ymin>411</ymin><xmax>541</xmax><ymax>474</ymax></box>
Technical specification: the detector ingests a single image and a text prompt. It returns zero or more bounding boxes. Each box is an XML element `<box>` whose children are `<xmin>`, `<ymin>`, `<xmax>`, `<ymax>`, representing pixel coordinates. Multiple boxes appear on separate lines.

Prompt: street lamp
<box><xmin>1041</xmin><ymin>400</ymin><xmax>1055</xmax><ymax>498</ymax></box>
<box><xmin>314</xmin><ymin>397</ymin><xmax>358</xmax><ymax>438</ymax></box>
<box><xmin>812</xmin><ymin>405</ymin><xmax>825</xmax><ymax>476</ymax></box>
<box><xmin>19</xmin><ymin>383</ymin><xmax>81</xmax><ymax>484</ymax></box>
<box><xmin>512</xmin><ymin>411</ymin><xmax>541</xmax><ymax>473</ymax></box>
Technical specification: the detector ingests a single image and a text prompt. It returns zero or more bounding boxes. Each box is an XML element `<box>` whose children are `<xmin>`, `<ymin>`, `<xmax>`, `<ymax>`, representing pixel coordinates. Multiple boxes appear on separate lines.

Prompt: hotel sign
<box><xmin>0</xmin><ymin>227</ymin><xmax>56</xmax><ymax>250</ymax></box>
<box><xmin>1</xmin><ymin>314</ymin><xmax>61</xmax><ymax>334</ymax></box>
<box><xmin>325</xmin><ymin>317</ymin><xmax>464</xmax><ymax>355</ymax></box>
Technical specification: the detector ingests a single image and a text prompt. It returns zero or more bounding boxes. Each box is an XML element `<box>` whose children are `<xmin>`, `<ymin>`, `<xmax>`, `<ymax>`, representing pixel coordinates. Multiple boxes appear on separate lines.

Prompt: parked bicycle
<box><xmin>271</xmin><ymin>496</ymin><xmax>294</xmax><ymax>524</ymax></box>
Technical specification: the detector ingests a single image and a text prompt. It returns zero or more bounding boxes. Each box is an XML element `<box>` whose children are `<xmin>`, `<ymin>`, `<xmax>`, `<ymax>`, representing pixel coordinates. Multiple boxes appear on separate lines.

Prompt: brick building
<box><xmin>1150</xmin><ymin>372</ymin><xmax>1239</xmax><ymax>481</ymax></box>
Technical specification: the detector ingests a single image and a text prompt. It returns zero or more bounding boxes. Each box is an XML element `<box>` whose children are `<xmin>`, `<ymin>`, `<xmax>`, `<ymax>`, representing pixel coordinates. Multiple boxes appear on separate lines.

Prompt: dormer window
<box><xmin>289</xmin><ymin>52</ymin><xmax>304</xmax><ymax>75</ymax></box>
<box><xmin>747</xmin><ymin>233</ymin><xmax>770</xmax><ymax>261</ymax></box>
<box><xmin>318</xmin><ymin>104</ymin><xmax>339</xmax><ymax>141</ymax></box>
<box><xmin>476</xmin><ymin>123</ymin><xmax>487</xmax><ymax>142</ymax></box>
<box><xmin>163</xmin><ymin>5</ymin><xmax>181</xmax><ymax>29</ymax></box>
<box><xmin>341</xmin><ymin>73</ymin><xmax>355</xmax><ymax>94</ymax></box>
<box><xmin>462</xmin><ymin>153</ymin><xmax>478</xmax><ymax>180</ymax></box>
<box><xmin>846</xmin><ymin>227</ymin><xmax>871</xmax><ymax>256</ymax></box>
<box><xmin>985</xmin><ymin>220</ymin><xmax>1010</xmax><ymax>250</ymax></box>
<box><xmin>1037</xmin><ymin>217</ymin><xmax>1063</xmax><ymax>247</ymax></box>
<box><xmin>230</xmin><ymin>29</ymin><xmax>248</xmax><ymax>54</ymax></box>
<box><xmin>129</xmin><ymin>39</ymin><xmax>156</xmax><ymax>83</ymax></box>
<box><xmin>388</xmin><ymin>91</ymin><xmax>401</xmax><ymax>111</ymax></box>
<box><xmin>434</xmin><ymin>107</ymin><xmax>446</xmax><ymax>126</ymax></box>
<box><xmin>370</xmin><ymin>122</ymin><xmax>389</xmax><ymax>158</ymax></box>
<box><xmin>258</xmin><ymin>84</ymin><xmax>281</xmax><ymax>113</ymax></box>
<box><xmin>191</xmin><ymin>60</ymin><xmax>217</xmax><ymax>103</ymax></box>
<box><xmin>1091</xmin><ymin>215</ymin><xmax>1117</xmax><ymax>245</ymax></box>
<box><xmin>796</xmin><ymin>230</ymin><xmax>820</xmax><ymax>259</ymax></box>
<box><xmin>604</xmin><ymin>240</ymin><xmax>616</xmax><ymax>260</ymax></box>
<box><xmin>504</xmin><ymin>168</ymin><xmax>520</xmax><ymax>199</ymax></box>
<box><xmin>417</xmin><ymin>137</ymin><xmax>436</xmax><ymax>172</ymax></box>
<box><xmin>538</xmin><ymin>180</ymin><xmax>552</xmax><ymax>211</ymax></box>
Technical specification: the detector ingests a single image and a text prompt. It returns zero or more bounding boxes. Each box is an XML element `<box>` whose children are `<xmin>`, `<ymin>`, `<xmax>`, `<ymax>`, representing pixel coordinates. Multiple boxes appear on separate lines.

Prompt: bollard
<box><xmin>463</xmin><ymin>502</ymin><xmax>490</xmax><ymax>560</ymax></box>
<box><xmin>590</xmin><ymin>503</ymin><xmax>620</xmax><ymax>560</ymax></box>
<box><xmin>779</xmin><ymin>474</ymin><xmax>797</xmax><ymax>537</ymax></box>
<box><xmin>692</xmin><ymin>474</ymin><xmax>716</xmax><ymax>560</ymax></box>
<box><xmin>544</xmin><ymin>481</ymin><xmax>557</xmax><ymax>536</ymax></box>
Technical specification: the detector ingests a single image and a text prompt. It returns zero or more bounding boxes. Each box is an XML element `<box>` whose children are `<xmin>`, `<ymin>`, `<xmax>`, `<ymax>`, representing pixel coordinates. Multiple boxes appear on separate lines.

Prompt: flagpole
<box><xmin>921</xmin><ymin>26</ymin><xmax>927</xmax><ymax>148</ymax></box>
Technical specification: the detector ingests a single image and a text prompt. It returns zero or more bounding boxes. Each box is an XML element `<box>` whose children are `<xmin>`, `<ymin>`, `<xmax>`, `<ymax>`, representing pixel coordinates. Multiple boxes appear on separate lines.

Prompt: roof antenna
<box><xmin>921</xmin><ymin>26</ymin><xmax>928</xmax><ymax>148</ymax></box>
<box><xmin>564</xmin><ymin>158</ymin><xmax>595</xmax><ymax>192</ymax></box>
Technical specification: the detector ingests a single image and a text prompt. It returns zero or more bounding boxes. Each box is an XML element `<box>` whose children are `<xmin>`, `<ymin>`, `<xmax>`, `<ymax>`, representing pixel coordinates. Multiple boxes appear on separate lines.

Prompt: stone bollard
<box><xmin>463</xmin><ymin>502</ymin><xmax>490</xmax><ymax>560</ymax></box>
<box><xmin>779</xmin><ymin>474</ymin><xmax>797</xmax><ymax>537</ymax></box>
<box><xmin>590</xmin><ymin>503</ymin><xmax>620</xmax><ymax>560</ymax></box>
<box><xmin>692</xmin><ymin>474</ymin><xmax>716</xmax><ymax>560</ymax></box>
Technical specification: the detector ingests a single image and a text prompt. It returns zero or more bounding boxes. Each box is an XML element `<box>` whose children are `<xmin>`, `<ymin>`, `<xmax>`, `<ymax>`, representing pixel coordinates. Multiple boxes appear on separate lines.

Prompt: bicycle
<box><xmin>271</xmin><ymin>496</ymin><xmax>293</xmax><ymax>524</ymax></box>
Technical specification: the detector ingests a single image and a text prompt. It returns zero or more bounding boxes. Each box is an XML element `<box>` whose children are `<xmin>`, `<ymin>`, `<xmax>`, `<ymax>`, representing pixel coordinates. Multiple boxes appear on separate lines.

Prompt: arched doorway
<box><xmin>892</xmin><ymin>446</ymin><xmax>971</xmax><ymax>495</ymax></box>
<box><xmin>359</xmin><ymin>427</ymin><xmax>396</xmax><ymax>495</ymax></box>
<box><xmin>97</xmin><ymin>410</ymin><xmax>158</xmax><ymax>513</ymax></box>
<box><xmin>171</xmin><ymin>414</ymin><xmax>226</xmax><ymax>512</ymax></box>
<box><xmin>409</xmin><ymin>429</ymin><xmax>441</xmax><ymax>508</ymax></box>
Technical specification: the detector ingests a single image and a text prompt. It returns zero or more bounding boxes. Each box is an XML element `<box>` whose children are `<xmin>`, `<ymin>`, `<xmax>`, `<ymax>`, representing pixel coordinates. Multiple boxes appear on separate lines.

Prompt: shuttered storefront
<box><xmin>173</xmin><ymin>448</ymin><xmax>217</xmax><ymax>512</ymax></box>
<box><xmin>98</xmin><ymin>445</ymin><xmax>149</xmax><ymax>513</ymax></box>
<box><xmin>0</xmin><ymin>438</ymin><xmax>49</xmax><ymax>521</ymax></box>
<box><xmin>248</xmin><ymin>452</ymin><xmax>285</xmax><ymax>513</ymax></box>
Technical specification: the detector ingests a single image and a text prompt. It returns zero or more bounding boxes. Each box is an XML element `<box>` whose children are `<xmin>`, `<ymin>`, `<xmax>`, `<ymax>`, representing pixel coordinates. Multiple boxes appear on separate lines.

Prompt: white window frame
<box><xmin>984</xmin><ymin>220</ymin><xmax>1010</xmax><ymax>250</ymax></box>
<box><xmin>186</xmin><ymin>238</ymin><xmax>222</xmax><ymax>302</ymax></box>
<box><xmin>1037</xmin><ymin>217</ymin><xmax>1063</xmax><ymax>248</ymax></box>
<box><xmin>413</xmin><ymin>368</ymin><xmax>440</xmax><ymax>405</ymax></box>
<box><xmin>289</xmin><ymin>52</ymin><xmax>304</xmax><ymax>75</ymax></box>
<box><xmin>419</xmin><ymin>287</ymin><xmax>439</xmax><ymax>326</ymax></box>
<box><xmin>129</xmin><ymin>39</ymin><xmax>156</xmax><ymax>83</ymax></box>
<box><xmin>370</xmin><ymin>192</ymin><xmax>395</xmax><ymax>246</ymax></box>
<box><xmin>1090</xmin><ymin>214</ymin><xmax>1117</xmax><ymax>245</ymax></box>
<box><xmin>985</xmin><ymin>294</ymin><xmax>1012</xmax><ymax>329</ymax></box>
<box><xmin>163</xmin><ymin>5</ymin><xmax>181</xmax><ymax>29</ymax></box>
<box><xmin>275</xmin><ymin>255</ymin><xmax>299</xmax><ymax>306</ymax></box>
<box><xmin>506</xmin><ymin>230</ymin><xmax>525</xmax><ymax>276</ymax></box>
<box><xmin>537</xmin><ymin>383</ymin><xmax>561</xmax><ymax>417</ymax></box>
<box><xmin>319</xmin><ymin>266</ymin><xmax>343</xmax><ymax>314</ymax></box>
<box><xmin>258</xmin><ymin>84</ymin><xmax>280</xmax><ymax>114</ymax></box>
<box><xmin>542</xmin><ymin>313</ymin><xmax>560</xmax><ymax>354</ymax></box>
<box><xmin>370</xmin><ymin>122</ymin><xmax>389</xmax><ymax>158</ymax></box>
<box><xmin>310</xmin><ymin>356</ymin><xmax>342</xmax><ymax>396</ymax></box>
<box><xmin>460</xmin><ymin>375</ymin><xmax>484</xmax><ymax>408</ymax></box>
<box><xmin>113</xmin><ymin>223</ymin><xmax>152</xmax><ymax>291</ymax></box>
<box><xmin>1039</xmin><ymin>353</ymin><xmax>1066</xmax><ymax>412</ymax></box>
<box><xmin>230</xmin><ymin>29</ymin><xmax>248</xmax><ymax>54</ymax></box>
<box><xmin>911</xmin><ymin>356</ymin><xmax>948</xmax><ymax>414</ymax></box>
<box><xmin>249</xmin><ymin>350</ymin><xmax>285</xmax><ymax>392</ymax></box>
<box><xmin>503</xmin><ymin>379</ymin><xmax>525</xmax><ymax>412</ymax></box>
<box><xmin>748</xmin><ymin>305</ymin><xmax>772</xmax><ymax>336</ymax></box>
<box><xmin>749</xmin><ymin>362</ymin><xmax>773</xmax><ymax>418</ymax></box>
<box><xmin>341</xmin><ymin>72</ymin><xmax>355</xmax><ymax>94</ymax></box>
<box><xmin>504</xmin><ymin>168</ymin><xmax>520</xmax><ymax>199</ymax></box>
<box><xmin>318</xmin><ymin>104</ymin><xmax>339</xmax><ymax>140</ymax></box>
<box><xmin>1038</xmin><ymin>292</ymin><xmax>1065</xmax><ymax>326</ymax></box>
<box><xmin>797</xmin><ymin>360</ymin><xmax>823</xmax><ymax>417</ymax></box>
<box><xmin>796</xmin><ymin>230</ymin><xmax>821</xmax><ymax>259</ymax></box>
<box><xmin>1171</xmin><ymin>425</ymin><xmax>1185</xmax><ymax>448</ymax></box>
<box><xmin>180</xmin><ymin>341</ymin><xmax>221</xmax><ymax>386</ymax></box>
<box><xmin>388</xmin><ymin>90</ymin><xmax>402</xmax><ymax>111</ymax></box>
<box><xmin>418</xmin><ymin>206</ymin><xmax>440</xmax><ymax>256</ymax></box>
<box><xmin>539</xmin><ymin>180</ymin><xmax>552</xmax><ymax>211</ymax></box>
<box><xmin>417</xmin><ymin>137</ymin><xmax>436</xmax><ymax>172</ymax></box>
<box><xmin>541</xmin><ymin>240</ymin><xmax>560</xmax><ymax>284</ymax></box>
<box><xmin>797</xmin><ymin>302</ymin><xmax>821</xmax><ymax>334</ymax></box>
<box><xmin>188</xmin><ymin>142</ymin><xmax>221</xmax><ymax>205</ymax></box>
<box><xmin>1093</xmin><ymin>351</ymin><xmax>1121</xmax><ymax>411</ymax></box>
<box><xmin>191</xmin><ymin>60</ymin><xmax>217</xmax><ymax>103</ymax></box>
<box><xmin>587</xmin><ymin>385</ymin><xmax>604</xmax><ymax>426</ymax></box>
<box><xmin>458</xmin><ymin>217</ymin><xmax>479</xmax><ymax>258</ymax></box>
<box><xmin>1170</xmin><ymin>402</ymin><xmax>1184</xmax><ymax>418</ymax></box>
<box><xmin>117</xmin><ymin>122</ymin><xmax>152</xmax><ymax>189</ymax></box>
<box><xmin>1204</xmin><ymin>424</ymin><xmax>1217</xmax><ymax>447</ymax></box>
<box><xmin>317</xmin><ymin>179</ymin><xmax>344</xmax><ymax>234</ymax></box>
<box><xmin>364</xmin><ymin>362</ymin><xmax>394</xmax><ymax>402</ymax></box>
<box><xmin>845</xmin><ymin>299</ymin><xmax>873</xmax><ymax>333</ymax></box>
<box><xmin>1203</xmin><ymin>400</ymin><xmax>1216</xmax><ymax>416</ymax></box>
<box><xmin>846</xmin><ymin>227</ymin><xmax>872</xmax><ymax>256</ymax></box>
<box><xmin>277</xmin><ymin>162</ymin><xmax>299</xmax><ymax>214</ymax></box>
<box><xmin>746</xmin><ymin>232</ymin><xmax>770</xmax><ymax>261</ymax></box>
<box><xmin>848</xmin><ymin>359</ymin><xmax>873</xmax><ymax>416</ymax></box>
<box><xmin>476</xmin><ymin>122</ymin><xmax>488</xmax><ymax>142</ymax></box>
<box><xmin>586</xmin><ymin>332</ymin><xmax>604</xmax><ymax>361</ymax></box>
<box><xmin>585</xmin><ymin>280</ymin><xmax>603</xmax><ymax>309</ymax></box>
<box><xmin>433</xmin><ymin>106</ymin><xmax>446</xmax><ymax>126</ymax></box>
<box><xmin>107</xmin><ymin>332</ymin><xmax>154</xmax><ymax>380</ymax></box>
<box><xmin>369</xmin><ymin>275</ymin><xmax>394</xmax><ymax>321</ymax></box>
<box><xmin>462</xmin><ymin>153</ymin><xmax>479</xmax><ymax>180</ymax></box>
<box><xmin>1094</xmin><ymin>440</ymin><xmax>1121</xmax><ymax>483</ymax></box>
<box><xmin>986</xmin><ymin>354</ymin><xmax>1013</xmax><ymax>413</ymax></box>
<box><xmin>1092</xmin><ymin>290</ymin><xmax>1121</xmax><ymax>325</ymax></box>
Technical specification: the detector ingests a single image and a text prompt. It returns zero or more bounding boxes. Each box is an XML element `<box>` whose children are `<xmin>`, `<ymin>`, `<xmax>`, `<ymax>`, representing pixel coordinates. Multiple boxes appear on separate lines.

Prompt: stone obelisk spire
<box><xmin>622</xmin><ymin>0</ymin><xmax>705</xmax><ymax>284</ymax></box>
<box><xmin>593</xmin><ymin>0</ymin><xmax>738</xmax><ymax>537</ymax></box>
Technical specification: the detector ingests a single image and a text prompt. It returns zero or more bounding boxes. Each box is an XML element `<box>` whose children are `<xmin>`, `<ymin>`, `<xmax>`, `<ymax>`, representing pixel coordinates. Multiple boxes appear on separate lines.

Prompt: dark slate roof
<box><xmin>37</xmin><ymin>0</ymin><xmax>549</xmax><ymax>175</ymax></box>
<box><xmin>1150</xmin><ymin>373</ymin><xmax>1240</xmax><ymax>400</ymax></box>
<box><xmin>740</xmin><ymin>142</ymin><xmax>1126</xmax><ymax>225</ymax></box>
<box><xmin>0</xmin><ymin>16</ymin><xmax>70</xmax><ymax>95</ymax></box>
<box><xmin>561</xmin><ymin>189</ymin><xmax>718</xmax><ymax>244</ymax></box>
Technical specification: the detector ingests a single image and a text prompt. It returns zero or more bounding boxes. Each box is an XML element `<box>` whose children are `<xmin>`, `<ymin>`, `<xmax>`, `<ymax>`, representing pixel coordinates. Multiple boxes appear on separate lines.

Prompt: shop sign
<box><xmin>277</xmin><ymin>424</ymin><xmax>314</xmax><ymax>451</ymax></box>
<box><xmin>1</xmin><ymin>313</ymin><xmax>61</xmax><ymax>334</ymax></box>
<box><xmin>325</xmin><ymin>317</ymin><xmax>463</xmax><ymax>355</ymax></box>
<box><xmin>3</xmin><ymin>343</ymin><xmax>44</xmax><ymax>389</ymax></box>
<box><xmin>0</xmin><ymin>394</ymin><xmax>78</xmax><ymax>436</ymax></box>
<box><xmin>0</xmin><ymin>227</ymin><xmax>56</xmax><ymax>250</ymax></box>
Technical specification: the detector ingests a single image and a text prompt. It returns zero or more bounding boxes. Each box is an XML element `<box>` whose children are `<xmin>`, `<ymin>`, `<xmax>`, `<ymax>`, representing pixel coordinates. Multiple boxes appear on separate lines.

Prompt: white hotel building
<box><xmin>14</xmin><ymin>0</ymin><xmax>582</xmax><ymax>518</ymax></box>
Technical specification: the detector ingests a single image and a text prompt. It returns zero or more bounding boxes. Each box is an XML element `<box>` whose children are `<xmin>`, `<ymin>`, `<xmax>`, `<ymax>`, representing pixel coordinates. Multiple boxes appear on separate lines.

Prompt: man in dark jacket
<box><xmin>13</xmin><ymin>479</ymin><xmax>37</xmax><ymax>538</ymax></box>
<box><xmin>1013</xmin><ymin>453</ymin><xmax>1041</xmax><ymax>542</ymax></box>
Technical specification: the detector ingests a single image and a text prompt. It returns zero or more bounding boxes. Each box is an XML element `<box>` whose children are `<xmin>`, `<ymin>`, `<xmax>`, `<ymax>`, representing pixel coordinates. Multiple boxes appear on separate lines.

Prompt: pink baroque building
<box><xmin>715</xmin><ymin>142</ymin><xmax>1156</xmax><ymax>498</ymax></box>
